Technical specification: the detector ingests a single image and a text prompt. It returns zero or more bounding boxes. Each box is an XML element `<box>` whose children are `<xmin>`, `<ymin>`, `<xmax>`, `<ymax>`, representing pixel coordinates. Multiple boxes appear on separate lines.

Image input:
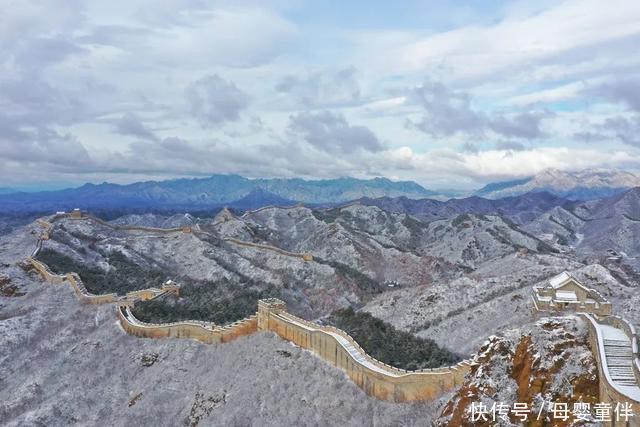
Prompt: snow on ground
<box><xmin>0</xmin><ymin>252</ymin><xmax>447</xmax><ymax>426</ymax></box>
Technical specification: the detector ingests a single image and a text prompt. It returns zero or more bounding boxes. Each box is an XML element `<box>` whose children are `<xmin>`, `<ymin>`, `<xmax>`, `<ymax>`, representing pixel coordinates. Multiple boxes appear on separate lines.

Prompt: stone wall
<box><xmin>26</xmin><ymin>213</ymin><xmax>469</xmax><ymax>404</ymax></box>
<box><xmin>224</xmin><ymin>238</ymin><xmax>313</xmax><ymax>261</ymax></box>
<box><xmin>65</xmin><ymin>272</ymin><xmax>118</xmax><ymax>305</ymax></box>
<box><xmin>80</xmin><ymin>214</ymin><xmax>188</xmax><ymax>234</ymax></box>
<box><xmin>581</xmin><ymin>314</ymin><xmax>640</xmax><ymax>427</ymax></box>
<box><xmin>257</xmin><ymin>299</ymin><xmax>470</xmax><ymax>402</ymax></box>
<box><xmin>532</xmin><ymin>294</ymin><xmax>613</xmax><ymax>317</ymax></box>
<box><xmin>598</xmin><ymin>315</ymin><xmax>640</xmax><ymax>385</ymax></box>
<box><xmin>32</xmin><ymin>264</ymin><xmax>180</xmax><ymax>307</ymax></box>
<box><xmin>28</xmin><ymin>257</ymin><xmax>67</xmax><ymax>284</ymax></box>
<box><xmin>117</xmin><ymin>306</ymin><xmax>258</xmax><ymax>344</ymax></box>
<box><xmin>532</xmin><ymin>282</ymin><xmax>613</xmax><ymax>317</ymax></box>
<box><xmin>240</xmin><ymin>204</ymin><xmax>302</xmax><ymax>218</ymax></box>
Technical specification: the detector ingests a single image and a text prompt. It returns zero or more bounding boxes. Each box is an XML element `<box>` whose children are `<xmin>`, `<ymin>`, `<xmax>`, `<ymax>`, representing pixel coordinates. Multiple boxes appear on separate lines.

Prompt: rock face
<box><xmin>439</xmin><ymin>316</ymin><xmax>599</xmax><ymax>426</ymax></box>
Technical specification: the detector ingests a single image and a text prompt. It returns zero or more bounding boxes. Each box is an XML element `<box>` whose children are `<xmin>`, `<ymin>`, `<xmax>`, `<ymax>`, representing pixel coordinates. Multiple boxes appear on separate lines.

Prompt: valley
<box><xmin>2</xmin><ymin>186</ymin><xmax>640</xmax><ymax>425</ymax></box>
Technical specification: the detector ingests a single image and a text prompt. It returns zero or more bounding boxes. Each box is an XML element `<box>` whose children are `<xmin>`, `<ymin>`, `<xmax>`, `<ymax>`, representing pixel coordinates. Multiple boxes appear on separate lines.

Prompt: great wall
<box><xmin>21</xmin><ymin>210</ymin><xmax>640</xmax><ymax>414</ymax></box>
<box><xmin>24</xmin><ymin>210</ymin><xmax>470</xmax><ymax>403</ymax></box>
<box><xmin>533</xmin><ymin>272</ymin><xmax>640</xmax><ymax>424</ymax></box>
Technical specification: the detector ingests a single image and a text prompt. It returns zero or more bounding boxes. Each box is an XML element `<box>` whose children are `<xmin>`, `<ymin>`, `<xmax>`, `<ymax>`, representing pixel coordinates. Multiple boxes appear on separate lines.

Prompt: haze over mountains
<box><xmin>1</xmin><ymin>168</ymin><xmax>639</xmax><ymax>215</ymax></box>
<box><xmin>0</xmin><ymin>175</ymin><xmax>437</xmax><ymax>214</ymax></box>
<box><xmin>475</xmin><ymin>168</ymin><xmax>640</xmax><ymax>200</ymax></box>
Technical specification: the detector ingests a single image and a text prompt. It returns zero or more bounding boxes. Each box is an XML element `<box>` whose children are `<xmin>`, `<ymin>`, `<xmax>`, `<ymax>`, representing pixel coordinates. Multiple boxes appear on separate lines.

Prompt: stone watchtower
<box><xmin>257</xmin><ymin>298</ymin><xmax>287</xmax><ymax>331</ymax></box>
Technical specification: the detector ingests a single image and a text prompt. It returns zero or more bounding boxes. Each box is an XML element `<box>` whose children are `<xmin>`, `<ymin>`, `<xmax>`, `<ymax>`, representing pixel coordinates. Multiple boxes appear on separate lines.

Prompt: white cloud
<box><xmin>2</xmin><ymin>0</ymin><xmax>640</xmax><ymax>189</ymax></box>
<box><xmin>507</xmin><ymin>81</ymin><xmax>587</xmax><ymax>106</ymax></box>
<box><xmin>350</xmin><ymin>0</ymin><xmax>640</xmax><ymax>85</ymax></box>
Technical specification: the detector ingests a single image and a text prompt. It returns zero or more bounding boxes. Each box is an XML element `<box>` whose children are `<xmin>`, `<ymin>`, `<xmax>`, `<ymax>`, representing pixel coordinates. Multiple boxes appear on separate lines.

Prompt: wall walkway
<box><xmin>118</xmin><ymin>306</ymin><xmax>257</xmax><ymax>344</ymax></box>
<box><xmin>223</xmin><ymin>238</ymin><xmax>313</xmax><ymax>261</ymax></box>
<box><xmin>258</xmin><ymin>299</ymin><xmax>470</xmax><ymax>402</ymax></box>
<box><xmin>240</xmin><ymin>204</ymin><xmax>302</xmax><ymax>218</ymax></box>
<box><xmin>580</xmin><ymin>314</ymin><xmax>640</xmax><ymax>426</ymax></box>
<box><xmin>25</xmin><ymin>213</ymin><xmax>470</xmax><ymax>403</ymax></box>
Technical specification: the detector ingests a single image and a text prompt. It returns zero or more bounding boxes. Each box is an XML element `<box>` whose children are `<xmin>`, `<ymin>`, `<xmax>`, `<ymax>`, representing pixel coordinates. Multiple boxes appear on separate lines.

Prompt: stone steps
<box><xmin>603</xmin><ymin>337</ymin><xmax>637</xmax><ymax>386</ymax></box>
<box><xmin>609</xmin><ymin>366</ymin><xmax>635</xmax><ymax>376</ymax></box>
<box><xmin>607</xmin><ymin>356</ymin><xmax>634</xmax><ymax>366</ymax></box>
<box><xmin>604</xmin><ymin>338</ymin><xmax>631</xmax><ymax>345</ymax></box>
<box><xmin>604</xmin><ymin>347</ymin><xmax>633</xmax><ymax>357</ymax></box>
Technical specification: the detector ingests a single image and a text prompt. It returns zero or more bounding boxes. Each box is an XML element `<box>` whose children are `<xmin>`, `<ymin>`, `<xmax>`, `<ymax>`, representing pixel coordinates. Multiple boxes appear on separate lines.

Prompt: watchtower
<box><xmin>257</xmin><ymin>298</ymin><xmax>287</xmax><ymax>331</ymax></box>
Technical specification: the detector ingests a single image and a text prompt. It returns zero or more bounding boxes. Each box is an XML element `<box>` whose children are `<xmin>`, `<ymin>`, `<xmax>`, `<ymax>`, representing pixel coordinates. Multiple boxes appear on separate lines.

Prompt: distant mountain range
<box><xmin>1</xmin><ymin>168</ymin><xmax>639</xmax><ymax>215</ymax></box>
<box><xmin>358</xmin><ymin>191</ymin><xmax>569</xmax><ymax>224</ymax></box>
<box><xmin>475</xmin><ymin>169</ymin><xmax>640</xmax><ymax>200</ymax></box>
<box><xmin>522</xmin><ymin>186</ymin><xmax>640</xmax><ymax>267</ymax></box>
<box><xmin>0</xmin><ymin>187</ymin><xmax>17</xmax><ymax>195</ymax></box>
<box><xmin>0</xmin><ymin>175</ymin><xmax>438</xmax><ymax>214</ymax></box>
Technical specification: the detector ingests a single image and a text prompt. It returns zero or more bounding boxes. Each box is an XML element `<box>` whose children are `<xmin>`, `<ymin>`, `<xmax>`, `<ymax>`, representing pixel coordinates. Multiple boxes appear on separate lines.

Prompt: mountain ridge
<box><xmin>475</xmin><ymin>168</ymin><xmax>640</xmax><ymax>200</ymax></box>
<box><xmin>356</xmin><ymin>191</ymin><xmax>569</xmax><ymax>224</ymax></box>
<box><xmin>0</xmin><ymin>174</ymin><xmax>439</xmax><ymax>214</ymax></box>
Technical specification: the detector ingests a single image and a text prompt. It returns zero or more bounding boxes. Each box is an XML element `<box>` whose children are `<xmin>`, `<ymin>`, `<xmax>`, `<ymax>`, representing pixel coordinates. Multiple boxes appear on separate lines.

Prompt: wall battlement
<box><xmin>55</xmin><ymin>210</ymin><xmax>191</xmax><ymax>234</ymax></box>
<box><xmin>580</xmin><ymin>314</ymin><xmax>640</xmax><ymax>426</ymax></box>
<box><xmin>256</xmin><ymin>298</ymin><xmax>470</xmax><ymax>402</ymax></box>
<box><xmin>53</xmin><ymin>211</ymin><xmax>310</xmax><ymax>261</ymax></box>
<box><xmin>532</xmin><ymin>271</ymin><xmax>613</xmax><ymax>317</ymax></box>
<box><xmin>118</xmin><ymin>306</ymin><xmax>258</xmax><ymax>344</ymax></box>
<box><xmin>24</xmin><ymin>213</ymin><xmax>469</xmax><ymax>403</ymax></box>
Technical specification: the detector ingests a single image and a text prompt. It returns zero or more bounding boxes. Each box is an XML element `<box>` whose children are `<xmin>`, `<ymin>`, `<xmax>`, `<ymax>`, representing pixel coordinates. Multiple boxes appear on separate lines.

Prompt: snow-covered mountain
<box><xmin>0</xmin><ymin>175</ymin><xmax>440</xmax><ymax>214</ymax></box>
<box><xmin>3</xmin><ymin>192</ymin><xmax>640</xmax><ymax>425</ymax></box>
<box><xmin>476</xmin><ymin>168</ymin><xmax>640</xmax><ymax>200</ymax></box>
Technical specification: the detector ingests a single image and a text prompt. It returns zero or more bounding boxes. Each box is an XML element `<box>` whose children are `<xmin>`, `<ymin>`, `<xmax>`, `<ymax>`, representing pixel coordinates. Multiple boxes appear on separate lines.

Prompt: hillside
<box><xmin>521</xmin><ymin>187</ymin><xmax>640</xmax><ymax>266</ymax></box>
<box><xmin>2</xmin><ymin>199</ymin><xmax>640</xmax><ymax>424</ymax></box>
<box><xmin>2</xmin><ymin>210</ymin><xmax>631</xmax><ymax>425</ymax></box>
<box><xmin>20</xmin><ymin>203</ymin><xmax>597</xmax><ymax>355</ymax></box>
<box><xmin>359</xmin><ymin>191</ymin><xmax>567</xmax><ymax>224</ymax></box>
<box><xmin>0</xmin><ymin>269</ymin><xmax>445</xmax><ymax>426</ymax></box>
<box><xmin>439</xmin><ymin>316</ymin><xmax>599</xmax><ymax>425</ymax></box>
<box><xmin>522</xmin><ymin>206</ymin><xmax>586</xmax><ymax>246</ymax></box>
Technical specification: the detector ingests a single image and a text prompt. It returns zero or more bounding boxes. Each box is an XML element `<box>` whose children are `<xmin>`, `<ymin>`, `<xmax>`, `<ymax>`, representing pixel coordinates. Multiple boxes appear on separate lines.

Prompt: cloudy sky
<box><xmin>2</xmin><ymin>0</ymin><xmax>640</xmax><ymax>191</ymax></box>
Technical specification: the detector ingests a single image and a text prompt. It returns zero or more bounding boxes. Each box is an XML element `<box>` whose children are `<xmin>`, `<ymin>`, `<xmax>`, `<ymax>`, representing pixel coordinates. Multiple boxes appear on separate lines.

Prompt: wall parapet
<box><xmin>117</xmin><ymin>306</ymin><xmax>257</xmax><ymax>344</ymax></box>
<box><xmin>532</xmin><ymin>271</ymin><xmax>613</xmax><ymax>317</ymax></box>
<box><xmin>65</xmin><ymin>272</ymin><xmax>118</xmax><ymax>305</ymax></box>
<box><xmin>26</xmin><ymin>212</ymin><xmax>468</xmax><ymax>404</ymax></box>
<box><xmin>597</xmin><ymin>314</ymin><xmax>640</xmax><ymax>385</ymax></box>
<box><xmin>580</xmin><ymin>313</ymin><xmax>640</xmax><ymax>424</ymax></box>
<box><xmin>257</xmin><ymin>298</ymin><xmax>470</xmax><ymax>402</ymax></box>
<box><xmin>52</xmin><ymin>212</ymin><xmax>312</xmax><ymax>261</ymax></box>
<box><xmin>28</xmin><ymin>257</ymin><xmax>67</xmax><ymax>284</ymax></box>
<box><xmin>51</xmin><ymin>211</ymin><xmax>190</xmax><ymax>235</ymax></box>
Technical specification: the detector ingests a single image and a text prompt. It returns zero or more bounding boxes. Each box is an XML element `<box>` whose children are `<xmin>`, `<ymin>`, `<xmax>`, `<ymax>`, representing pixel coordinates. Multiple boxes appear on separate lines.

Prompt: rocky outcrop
<box><xmin>439</xmin><ymin>316</ymin><xmax>599</xmax><ymax>426</ymax></box>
